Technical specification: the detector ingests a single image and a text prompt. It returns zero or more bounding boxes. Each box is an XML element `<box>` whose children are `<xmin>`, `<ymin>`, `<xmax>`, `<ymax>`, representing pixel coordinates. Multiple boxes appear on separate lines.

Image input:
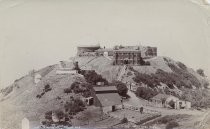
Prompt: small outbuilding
<box><xmin>150</xmin><ymin>93</ymin><xmax>191</xmax><ymax>109</ymax></box>
<box><xmin>22</xmin><ymin>117</ymin><xmax>40</xmax><ymax>129</ymax></box>
<box><xmin>34</xmin><ymin>73</ymin><xmax>42</xmax><ymax>84</ymax></box>
<box><xmin>92</xmin><ymin>86</ymin><xmax>122</xmax><ymax>113</ymax></box>
<box><xmin>150</xmin><ymin>93</ymin><xmax>179</xmax><ymax>108</ymax></box>
<box><xmin>176</xmin><ymin>100</ymin><xmax>191</xmax><ymax>109</ymax></box>
<box><xmin>95</xmin><ymin>48</ymin><xmax>114</xmax><ymax>56</ymax></box>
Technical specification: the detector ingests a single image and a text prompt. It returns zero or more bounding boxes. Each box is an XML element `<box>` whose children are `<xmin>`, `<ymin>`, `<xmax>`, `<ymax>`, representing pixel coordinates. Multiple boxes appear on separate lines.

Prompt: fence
<box><xmin>123</xmin><ymin>104</ymin><xmax>161</xmax><ymax>115</ymax></box>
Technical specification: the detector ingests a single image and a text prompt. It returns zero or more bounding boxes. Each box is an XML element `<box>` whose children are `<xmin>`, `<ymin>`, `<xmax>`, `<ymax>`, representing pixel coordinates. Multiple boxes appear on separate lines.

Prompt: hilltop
<box><xmin>0</xmin><ymin>55</ymin><xmax>209</xmax><ymax>129</ymax></box>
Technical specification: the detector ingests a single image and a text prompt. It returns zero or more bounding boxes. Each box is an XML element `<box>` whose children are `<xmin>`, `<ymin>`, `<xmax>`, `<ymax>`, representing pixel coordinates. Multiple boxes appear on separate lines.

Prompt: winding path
<box><xmin>198</xmin><ymin>109</ymin><xmax>210</xmax><ymax>129</ymax></box>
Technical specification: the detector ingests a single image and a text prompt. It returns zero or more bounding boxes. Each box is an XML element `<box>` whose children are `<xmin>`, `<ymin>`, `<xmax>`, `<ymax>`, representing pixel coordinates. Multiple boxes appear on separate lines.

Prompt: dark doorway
<box><xmin>89</xmin><ymin>98</ymin><xmax>94</xmax><ymax>105</ymax></box>
<box><xmin>112</xmin><ymin>105</ymin><xmax>116</xmax><ymax>112</ymax></box>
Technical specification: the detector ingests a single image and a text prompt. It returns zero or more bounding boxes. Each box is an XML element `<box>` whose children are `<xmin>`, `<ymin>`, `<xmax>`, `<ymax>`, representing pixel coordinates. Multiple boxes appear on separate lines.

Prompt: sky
<box><xmin>0</xmin><ymin>0</ymin><xmax>210</xmax><ymax>88</ymax></box>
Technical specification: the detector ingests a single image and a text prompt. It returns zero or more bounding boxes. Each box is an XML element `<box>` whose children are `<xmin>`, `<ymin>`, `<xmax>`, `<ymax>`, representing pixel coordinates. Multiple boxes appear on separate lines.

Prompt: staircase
<box><xmin>117</xmin><ymin>65</ymin><xmax>127</xmax><ymax>81</ymax></box>
<box><xmin>80</xmin><ymin>56</ymin><xmax>98</xmax><ymax>69</ymax></box>
<box><xmin>103</xmin><ymin>55</ymin><xmax>112</xmax><ymax>60</ymax></box>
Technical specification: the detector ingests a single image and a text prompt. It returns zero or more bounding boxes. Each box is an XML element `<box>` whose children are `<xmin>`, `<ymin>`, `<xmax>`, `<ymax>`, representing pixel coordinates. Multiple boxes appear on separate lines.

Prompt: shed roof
<box><xmin>95</xmin><ymin>48</ymin><xmax>113</xmax><ymax>52</ymax></box>
<box><xmin>77</xmin><ymin>44</ymin><xmax>100</xmax><ymax>48</ymax></box>
<box><xmin>151</xmin><ymin>93</ymin><xmax>171</xmax><ymax>100</ymax></box>
<box><xmin>96</xmin><ymin>93</ymin><xmax>122</xmax><ymax>107</ymax></box>
<box><xmin>93</xmin><ymin>86</ymin><xmax>117</xmax><ymax>92</ymax></box>
<box><xmin>114</xmin><ymin>48</ymin><xmax>141</xmax><ymax>52</ymax></box>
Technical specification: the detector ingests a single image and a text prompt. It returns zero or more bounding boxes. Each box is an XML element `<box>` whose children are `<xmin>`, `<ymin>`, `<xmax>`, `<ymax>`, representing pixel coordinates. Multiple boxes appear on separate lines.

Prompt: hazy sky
<box><xmin>0</xmin><ymin>0</ymin><xmax>210</xmax><ymax>88</ymax></box>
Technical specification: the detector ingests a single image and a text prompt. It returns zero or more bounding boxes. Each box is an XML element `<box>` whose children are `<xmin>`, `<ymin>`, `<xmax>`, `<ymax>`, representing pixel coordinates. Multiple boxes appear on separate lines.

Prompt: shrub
<box><xmin>64</xmin><ymin>88</ymin><xmax>72</xmax><ymax>94</ymax></box>
<box><xmin>43</xmin><ymin>84</ymin><xmax>52</xmax><ymax>92</ymax></box>
<box><xmin>168</xmin><ymin>63</ymin><xmax>201</xmax><ymax>88</ymax></box>
<box><xmin>121</xmin><ymin>117</ymin><xmax>128</xmax><ymax>123</ymax></box>
<box><xmin>163</xmin><ymin>57</ymin><xmax>169</xmax><ymax>63</ymax></box>
<box><xmin>145</xmin><ymin>61</ymin><xmax>151</xmax><ymax>66</ymax></box>
<box><xmin>45</xmin><ymin>111</ymin><xmax>52</xmax><ymax>121</ymax></box>
<box><xmin>127</xmin><ymin>71</ymin><xmax>132</xmax><ymax>76</ymax></box>
<box><xmin>40</xmin><ymin>92</ymin><xmax>45</xmax><ymax>96</ymax></box>
<box><xmin>111</xmin><ymin>81</ymin><xmax>128</xmax><ymax>97</ymax></box>
<box><xmin>181</xmin><ymin>89</ymin><xmax>210</xmax><ymax>108</ymax></box>
<box><xmin>64</xmin><ymin>98</ymin><xmax>85</xmax><ymax>115</ymax></box>
<box><xmin>54</xmin><ymin>110</ymin><xmax>65</xmax><ymax>122</ymax></box>
<box><xmin>159</xmin><ymin>116</ymin><xmax>170</xmax><ymax>124</ymax></box>
<box><xmin>41</xmin><ymin>121</ymin><xmax>53</xmax><ymax>127</ymax></box>
<box><xmin>168</xmin><ymin>100</ymin><xmax>175</xmax><ymax>109</ymax></box>
<box><xmin>177</xmin><ymin>62</ymin><xmax>187</xmax><ymax>70</ymax></box>
<box><xmin>196</xmin><ymin>69</ymin><xmax>205</xmax><ymax>77</ymax></box>
<box><xmin>204</xmin><ymin>82</ymin><xmax>210</xmax><ymax>88</ymax></box>
<box><xmin>133</xmin><ymin>64</ymin><xmax>201</xmax><ymax>89</ymax></box>
<box><xmin>44</xmin><ymin>84</ymin><xmax>50</xmax><ymax>90</ymax></box>
<box><xmin>81</xmin><ymin>70</ymin><xmax>108</xmax><ymax>85</ymax></box>
<box><xmin>165</xmin><ymin>121</ymin><xmax>179</xmax><ymax>129</ymax></box>
<box><xmin>135</xmin><ymin>87</ymin><xmax>158</xmax><ymax>100</ymax></box>
<box><xmin>36</xmin><ymin>94</ymin><xmax>41</xmax><ymax>99</ymax></box>
<box><xmin>140</xmin><ymin>107</ymin><xmax>143</xmax><ymax>114</ymax></box>
<box><xmin>56</xmin><ymin>96</ymin><xmax>61</xmax><ymax>100</ymax></box>
<box><xmin>0</xmin><ymin>86</ymin><xmax>13</xmax><ymax>96</ymax></box>
<box><xmin>70</xmin><ymin>82</ymin><xmax>92</xmax><ymax>97</ymax></box>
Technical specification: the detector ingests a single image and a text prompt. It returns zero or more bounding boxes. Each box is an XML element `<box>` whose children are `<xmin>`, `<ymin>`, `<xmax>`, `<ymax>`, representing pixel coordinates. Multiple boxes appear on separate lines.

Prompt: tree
<box><xmin>44</xmin><ymin>84</ymin><xmax>52</xmax><ymax>92</ymax></box>
<box><xmin>168</xmin><ymin>100</ymin><xmax>175</xmax><ymax>109</ymax></box>
<box><xmin>64</xmin><ymin>98</ymin><xmax>85</xmax><ymax>115</ymax></box>
<box><xmin>64</xmin><ymin>88</ymin><xmax>72</xmax><ymax>94</ymax></box>
<box><xmin>54</xmin><ymin>110</ymin><xmax>65</xmax><ymax>122</ymax></box>
<box><xmin>111</xmin><ymin>81</ymin><xmax>128</xmax><ymax>97</ymax></box>
<box><xmin>196</xmin><ymin>69</ymin><xmax>205</xmax><ymax>77</ymax></box>
<box><xmin>45</xmin><ymin>111</ymin><xmax>52</xmax><ymax>121</ymax></box>
<box><xmin>121</xmin><ymin>117</ymin><xmax>128</xmax><ymax>123</ymax></box>
<box><xmin>140</xmin><ymin>107</ymin><xmax>143</xmax><ymax>114</ymax></box>
<box><xmin>82</xmin><ymin>70</ymin><xmax>108</xmax><ymax>85</ymax></box>
<box><xmin>135</xmin><ymin>87</ymin><xmax>157</xmax><ymax>100</ymax></box>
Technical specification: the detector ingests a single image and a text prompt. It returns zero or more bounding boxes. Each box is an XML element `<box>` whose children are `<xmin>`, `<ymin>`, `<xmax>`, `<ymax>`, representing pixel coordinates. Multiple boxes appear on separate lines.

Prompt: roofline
<box><xmin>77</xmin><ymin>44</ymin><xmax>100</xmax><ymax>48</ymax></box>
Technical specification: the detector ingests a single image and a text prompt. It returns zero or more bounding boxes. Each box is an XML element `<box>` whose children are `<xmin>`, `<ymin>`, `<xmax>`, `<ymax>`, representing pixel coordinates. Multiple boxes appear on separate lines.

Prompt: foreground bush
<box><xmin>165</xmin><ymin>121</ymin><xmax>179</xmax><ymax>129</ymax></box>
<box><xmin>135</xmin><ymin>87</ymin><xmax>158</xmax><ymax>100</ymax></box>
<box><xmin>64</xmin><ymin>97</ymin><xmax>85</xmax><ymax>115</ymax></box>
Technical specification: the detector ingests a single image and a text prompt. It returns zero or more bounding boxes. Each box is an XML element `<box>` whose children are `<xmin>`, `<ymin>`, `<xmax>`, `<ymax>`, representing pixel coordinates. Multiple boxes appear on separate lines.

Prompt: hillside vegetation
<box><xmin>0</xmin><ymin>56</ymin><xmax>209</xmax><ymax>129</ymax></box>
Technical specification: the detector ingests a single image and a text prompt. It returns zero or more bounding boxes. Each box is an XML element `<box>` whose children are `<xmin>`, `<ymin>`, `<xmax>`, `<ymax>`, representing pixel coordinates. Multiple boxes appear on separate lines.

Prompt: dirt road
<box><xmin>198</xmin><ymin>109</ymin><xmax>210</xmax><ymax>129</ymax></box>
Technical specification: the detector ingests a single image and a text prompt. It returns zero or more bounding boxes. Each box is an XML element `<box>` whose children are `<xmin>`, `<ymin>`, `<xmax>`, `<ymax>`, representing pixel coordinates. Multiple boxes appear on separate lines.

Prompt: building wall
<box><xmin>77</xmin><ymin>46</ymin><xmax>100</xmax><ymax>56</ymax></box>
<box><xmin>145</xmin><ymin>47</ymin><xmax>157</xmax><ymax>58</ymax></box>
<box><xmin>96</xmin><ymin>50</ymin><xmax>114</xmax><ymax>56</ymax></box>
<box><xmin>175</xmin><ymin>100</ymin><xmax>191</xmax><ymax>109</ymax></box>
<box><xmin>114</xmin><ymin>51</ymin><xmax>142</xmax><ymax>65</ymax></box>
<box><xmin>92</xmin><ymin>93</ymin><xmax>102</xmax><ymax>107</ymax></box>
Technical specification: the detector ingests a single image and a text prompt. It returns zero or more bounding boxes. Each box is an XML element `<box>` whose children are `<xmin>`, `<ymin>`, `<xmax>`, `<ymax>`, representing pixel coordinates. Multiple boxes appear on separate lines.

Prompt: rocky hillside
<box><xmin>72</xmin><ymin>56</ymin><xmax>209</xmax><ymax>89</ymax></box>
<box><xmin>0</xmin><ymin>56</ymin><xmax>209</xmax><ymax>129</ymax></box>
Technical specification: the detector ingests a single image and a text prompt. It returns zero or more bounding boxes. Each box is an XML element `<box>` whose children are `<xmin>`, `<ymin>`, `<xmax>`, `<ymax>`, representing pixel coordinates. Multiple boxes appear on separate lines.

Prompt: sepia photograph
<box><xmin>0</xmin><ymin>0</ymin><xmax>210</xmax><ymax>129</ymax></box>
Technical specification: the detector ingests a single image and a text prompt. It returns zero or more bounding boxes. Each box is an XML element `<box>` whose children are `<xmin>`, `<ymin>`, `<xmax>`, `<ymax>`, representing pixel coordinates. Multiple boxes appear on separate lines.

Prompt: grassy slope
<box><xmin>0</xmin><ymin>56</ymin><xmax>208</xmax><ymax>129</ymax></box>
<box><xmin>0</xmin><ymin>65</ymin><xmax>85</xmax><ymax>129</ymax></box>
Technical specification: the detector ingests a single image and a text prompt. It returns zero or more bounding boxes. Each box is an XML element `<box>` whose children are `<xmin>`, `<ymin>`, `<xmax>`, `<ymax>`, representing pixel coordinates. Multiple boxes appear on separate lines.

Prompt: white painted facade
<box><xmin>34</xmin><ymin>73</ymin><xmax>42</xmax><ymax>84</ymax></box>
<box><xmin>175</xmin><ymin>100</ymin><xmax>191</xmax><ymax>109</ymax></box>
<box><xmin>56</xmin><ymin>69</ymin><xmax>78</xmax><ymax>75</ymax></box>
<box><xmin>22</xmin><ymin>118</ymin><xmax>29</xmax><ymax>129</ymax></box>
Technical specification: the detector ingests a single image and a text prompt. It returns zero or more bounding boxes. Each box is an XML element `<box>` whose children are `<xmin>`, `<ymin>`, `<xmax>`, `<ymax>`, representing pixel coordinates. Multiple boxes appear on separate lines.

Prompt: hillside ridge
<box><xmin>0</xmin><ymin>56</ymin><xmax>209</xmax><ymax>129</ymax></box>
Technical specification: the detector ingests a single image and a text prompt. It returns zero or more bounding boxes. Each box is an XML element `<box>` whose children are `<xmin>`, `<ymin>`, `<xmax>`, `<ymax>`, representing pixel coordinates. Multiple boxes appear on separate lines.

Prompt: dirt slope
<box><xmin>0</xmin><ymin>56</ymin><xmax>208</xmax><ymax>129</ymax></box>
